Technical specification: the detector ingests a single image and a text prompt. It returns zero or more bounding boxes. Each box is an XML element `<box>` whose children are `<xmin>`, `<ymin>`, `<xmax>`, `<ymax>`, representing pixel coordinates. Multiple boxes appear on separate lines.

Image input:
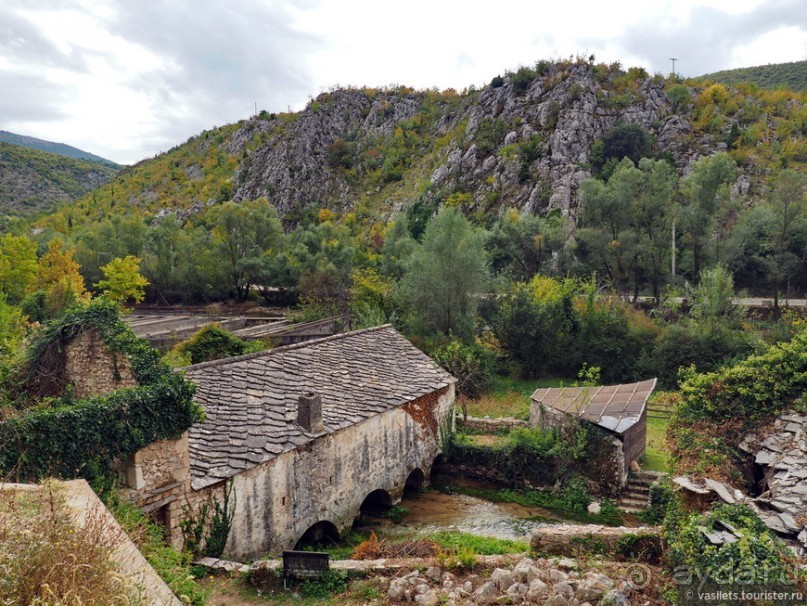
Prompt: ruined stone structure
<box><xmin>53</xmin><ymin>328</ymin><xmax>137</xmax><ymax>398</ymax></box>
<box><xmin>111</xmin><ymin>325</ymin><xmax>455</xmax><ymax>561</ymax></box>
<box><xmin>531</xmin><ymin>379</ymin><xmax>656</xmax><ymax>487</ymax></box>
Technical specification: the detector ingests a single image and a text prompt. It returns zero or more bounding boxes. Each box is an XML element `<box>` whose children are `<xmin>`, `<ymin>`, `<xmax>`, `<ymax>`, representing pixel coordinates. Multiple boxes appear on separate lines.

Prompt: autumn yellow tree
<box><xmin>34</xmin><ymin>241</ymin><xmax>90</xmax><ymax>318</ymax></box>
<box><xmin>95</xmin><ymin>256</ymin><xmax>149</xmax><ymax>307</ymax></box>
<box><xmin>0</xmin><ymin>234</ymin><xmax>37</xmax><ymax>303</ymax></box>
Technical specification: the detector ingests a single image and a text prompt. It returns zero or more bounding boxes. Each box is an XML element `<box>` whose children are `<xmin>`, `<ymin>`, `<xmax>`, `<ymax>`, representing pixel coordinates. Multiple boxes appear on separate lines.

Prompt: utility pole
<box><xmin>671</xmin><ymin>220</ymin><xmax>676</xmax><ymax>277</ymax></box>
<box><xmin>670</xmin><ymin>58</ymin><xmax>678</xmax><ymax>77</ymax></box>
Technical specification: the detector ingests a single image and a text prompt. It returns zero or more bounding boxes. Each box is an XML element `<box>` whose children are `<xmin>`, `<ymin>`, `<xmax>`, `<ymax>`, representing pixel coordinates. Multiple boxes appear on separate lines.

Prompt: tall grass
<box><xmin>0</xmin><ymin>481</ymin><xmax>144</xmax><ymax>605</ymax></box>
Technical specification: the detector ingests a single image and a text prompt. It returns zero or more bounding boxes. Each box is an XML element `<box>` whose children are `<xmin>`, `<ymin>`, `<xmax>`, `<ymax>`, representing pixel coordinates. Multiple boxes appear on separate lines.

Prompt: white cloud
<box><xmin>0</xmin><ymin>0</ymin><xmax>803</xmax><ymax>164</ymax></box>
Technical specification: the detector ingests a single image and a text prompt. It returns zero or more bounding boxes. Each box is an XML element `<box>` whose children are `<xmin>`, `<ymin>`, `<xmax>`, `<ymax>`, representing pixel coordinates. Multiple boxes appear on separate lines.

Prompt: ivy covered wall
<box><xmin>0</xmin><ymin>300</ymin><xmax>202</xmax><ymax>482</ymax></box>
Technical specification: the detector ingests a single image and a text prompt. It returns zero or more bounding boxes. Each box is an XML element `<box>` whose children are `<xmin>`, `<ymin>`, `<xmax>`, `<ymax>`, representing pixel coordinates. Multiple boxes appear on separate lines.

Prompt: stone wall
<box><xmin>120</xmin><ymin>433</ymin><xmax>190</xmax><ymax>549</ymax></box>
<box><xmin>188</xmin><ymin>385</ymin><xmax>455</xmax><ymax>561</ymax></box>
<box><xmin>458</xmin><ymin>416</ymin><xmax>529</xmax><ymax>432</ymax></box>
<box><xmin>64</xmin><ymin>329</ymin><xmax>137</xmax><ymax>398</ymax></box>
<box><xmin>531</xmin><ymin>523</ymin><xmax>661</xmax><ymax>558</ymax></box>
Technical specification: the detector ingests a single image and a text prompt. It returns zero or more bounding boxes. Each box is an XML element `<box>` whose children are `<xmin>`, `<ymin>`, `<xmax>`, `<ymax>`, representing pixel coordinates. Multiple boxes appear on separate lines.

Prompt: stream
<box><xmin>358</xmin><ymin>477</ymin><xmax>566</xmax><ymax>542</ymax></box>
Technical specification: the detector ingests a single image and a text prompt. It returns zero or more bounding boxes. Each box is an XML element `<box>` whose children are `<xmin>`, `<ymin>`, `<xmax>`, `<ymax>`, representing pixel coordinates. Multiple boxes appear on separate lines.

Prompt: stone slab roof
<box><xmin>531</xmin><ymin>378</ymin><xmax>656</xmax><ymax>435</ymax></box>
<box><xmin>183</xmin><ymin>325</ymin><xmax>455</xmax><ymax>490</ymax></box>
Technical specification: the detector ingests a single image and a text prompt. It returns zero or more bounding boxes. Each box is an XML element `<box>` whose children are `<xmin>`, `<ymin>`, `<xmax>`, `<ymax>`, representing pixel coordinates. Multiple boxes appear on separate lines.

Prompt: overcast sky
<box><xmin>2</xmin><ymin>0</ymin><xmax>805</xmax><ymax>165</ymax></box>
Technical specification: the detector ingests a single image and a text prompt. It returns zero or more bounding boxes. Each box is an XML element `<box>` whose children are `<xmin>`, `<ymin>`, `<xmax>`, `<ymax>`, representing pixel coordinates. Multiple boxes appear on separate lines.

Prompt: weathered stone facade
<box><xmin>119</xmin><ymin>325</ymin><xmax>455</xmax><ymax>560</ymax></box>
<box><xmin>191</xmin><ymin>386</ymin><xmax>454</xmax><ymax>560</ymax></box>
<box><xmin>64</xmin><ymin>329</ymin><xmax>137</xmax><ymax>397</ymax></box>
<box><xmin>120</xmin><ymin>434</ymin><xmax>190</xmax><ymax>549</ymax></box>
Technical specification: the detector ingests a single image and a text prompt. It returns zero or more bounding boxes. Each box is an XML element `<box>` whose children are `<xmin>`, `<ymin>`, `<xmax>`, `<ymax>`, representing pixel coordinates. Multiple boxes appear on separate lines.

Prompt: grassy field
<box><xmin>640</xmin><ymin>416</ymin><xmax>672</xmax><ymax>473</ymax></box>
<box><xmin>463</xmin><ymin>375</ymin><xmax>564</xmax><ymax>419</ymax></box>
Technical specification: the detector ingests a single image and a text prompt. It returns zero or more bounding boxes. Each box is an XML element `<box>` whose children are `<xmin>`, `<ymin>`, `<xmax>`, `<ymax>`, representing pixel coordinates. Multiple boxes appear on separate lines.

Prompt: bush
<box><xmin>431</xmin><ymin>340</ymin><xmax>494</xmax><ymax>400</ymax></box>
<box><xmin>0</xmin><ymin>482</ymin><xmax>146</xmax><ymax>605</ymax></box>
<box><xmin>490</xmin><ymin>75</ymin><xmax>504</xmax><ymax>88</ymax></box>
<box><xmin>677</xmin><ymin>328</ymin><xmax>807</xmax><ymax>424</ymax></box>
<box><xmin>169</xmin><ymin>323</ymin><xmax>262</xmax><ymax>366</ymax></box>
<box><xmin>590</xmin><ymin>123</ymin><xmax>653</xmax><ymax>176</ymax></box>
<box><xmin>641</xmin><ymin>322</ymin><xmax>759</xmax><ymax>388</ymax></box>
<box><xmin>300</xmin><ymin>569</ymin><xmax>349</xmax><ymax>598</ymax></box>
<box><xmin>665</xmin><ymin>504</ymin><xmax>796</xmax><ymax>590</ymax></box>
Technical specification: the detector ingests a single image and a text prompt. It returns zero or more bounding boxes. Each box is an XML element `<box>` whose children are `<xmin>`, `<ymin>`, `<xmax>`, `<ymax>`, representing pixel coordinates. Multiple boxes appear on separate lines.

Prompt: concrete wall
<box><xmin>64</xmin><ymin>329</ymin><xmax>137</xmax><ymax>398</ymax></box>
<box><xmin>194</xmin><ymin>385</ymin><xmax>454</xmax><ymax>561</ymax></box>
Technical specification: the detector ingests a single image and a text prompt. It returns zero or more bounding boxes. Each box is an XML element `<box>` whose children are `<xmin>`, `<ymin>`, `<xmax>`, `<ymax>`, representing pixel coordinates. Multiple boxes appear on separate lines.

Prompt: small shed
<box><xmin>530</xmin><ymin>378</ymin><xmax>657</xmax><ymax>473</ymax></box>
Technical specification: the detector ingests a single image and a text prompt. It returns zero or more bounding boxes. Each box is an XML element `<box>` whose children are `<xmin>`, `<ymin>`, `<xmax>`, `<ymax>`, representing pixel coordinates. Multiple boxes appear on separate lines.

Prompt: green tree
<box><xmin>399</xmin><ymin>207</ymin><xmax>489</xmax><ymax>340</ymax></box>
<box><xmin>290</xmin><ymin>219</ymin><xmax>355</xmax><ymax>316</ymax></box>
<box><xmin>577</xmin><ymin>158</ymin><xmax>643</xmax><ymax>297</ymax></box>
<box><xmin>74</xmin><ymin>215</ymin><xmax>147</xmax><ymax>287</ymax></box>
<box><xmin>679</xmin><ymin>153</ymin><xmax>736</xmax><ymax>279</ymax></box>
<box><xmin>95</xmin><ymin>256</ymin><xmax>150</xmax><ymax>306</ymax></box>
<box><xmin>590</xmin><ymin>123</ymin><xmax>653</xmax><ymax>179</ymax></box>
<box><xmin>202</xmin><ymin>198</ymin><xmax>283</xmax><ymax>301</ymax></box>
<box><xmin>32</xmin><ymin>241</ymin><xmax>90</xmax><ymax>319</ymax></box>
<box><xmin>487</xmin><ymin>208</ymin><xmax>574</xmax><ymax>281</ymax></box>
<box><xmin>380</xmin><ymin>216</ymin><xmax>416</xmax><ymax>280</ymax></box>
<box><xmin>633</xmin><ymin>158</ymin><xmax>678</xmax><ymax>301</ymax></box>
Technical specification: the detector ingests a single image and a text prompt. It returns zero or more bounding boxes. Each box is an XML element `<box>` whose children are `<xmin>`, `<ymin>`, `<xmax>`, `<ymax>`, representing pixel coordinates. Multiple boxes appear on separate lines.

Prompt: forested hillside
<box><xmin>698</xmin><ymin>60</ymin><xmax>807</xmax><ymax>92</ymax></box>
<box><xmin>0</xmin><ymin>142</ymin><xmax>120</xmax><ymax>218</ymax></box>
<box><xmin>0</xmin><ymin>131</ymin><xmax>120</xmax><ymax>167</ymax></box>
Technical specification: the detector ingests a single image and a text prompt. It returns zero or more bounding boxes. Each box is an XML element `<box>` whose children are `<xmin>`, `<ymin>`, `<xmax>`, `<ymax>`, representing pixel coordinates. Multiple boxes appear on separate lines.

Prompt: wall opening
<box><xmin>294</xmin><ymin>520</ymin><xmax>340</xmax><ymax>549</ymax></box>
<box><xmin>359</xmin><ymin>489</ymin><xmax>393</xmax><ymax>515</ymax></box>
<box><xmin>149</xmin><ymin>504</ymin><xmax>170</xmax><ymax>541</ymax></box>
<box><xmin>431</xmin><ymin>454</ymin><xmax>445</xmax><ymax>476</ymax></box>
<box><xmin>404</xmin><ymin>468</ymin><xmax>425</xmax><ymax>496</ymax></box>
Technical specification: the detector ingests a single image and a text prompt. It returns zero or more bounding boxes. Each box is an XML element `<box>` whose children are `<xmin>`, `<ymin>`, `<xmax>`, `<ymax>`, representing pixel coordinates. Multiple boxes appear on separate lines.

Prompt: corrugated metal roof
<box><xmin>531</xmin><ymin>378</ymin><xmax>657</xmax><ymax>436</ymax></box>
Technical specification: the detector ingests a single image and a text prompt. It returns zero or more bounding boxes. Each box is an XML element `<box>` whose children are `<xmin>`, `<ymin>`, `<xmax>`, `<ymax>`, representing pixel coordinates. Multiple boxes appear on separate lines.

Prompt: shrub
<box><xmin>665</xmin><ymin>504</ymin><xmax>796</xmax><ymax>590</ymax></box>
<box><xmin>512</xmin><ymin>66</ymin><xmax>538</xmax><ymax>95</ymax></box>
<box><xmin>0</xmin><ymin>482</ymin><xmax>145</xmax><ymax>605</ymax></box>
<box><xmin>677</xmin><ymin>328</ymin><xmax>807</xmax><ymax>424</ymax></box>
<box><xmin>300</xmin><ymin>569</ymin><xmax>349</xmax><ymax>598</ymax></box>
<box><xmin>641</xmin><ymin>323</ymin><xmax>759</xmax><ymax>388</ymax></box>
<box><xmin>169</xmin><ymin>324</ymin><xmax>260</xmax><ymax>366</ymax></box>
<box><xmin>590</xmin><ymin>123</ymin><xmax>653</xmax><ymax>176</ymax></box>
<box><xmin>490</xmin><ymin>75</ymin><xmax>504</xmax><ymax>88</ymax></box>
<box><xmin>431</xmin><ymin>340</ymin><xmax>494</xmax><ymax>400</ymax></box>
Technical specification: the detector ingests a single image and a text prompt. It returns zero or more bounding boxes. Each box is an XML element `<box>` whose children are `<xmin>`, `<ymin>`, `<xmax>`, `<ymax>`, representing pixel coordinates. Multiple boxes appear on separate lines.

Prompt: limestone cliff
<box><xmin>45</xmin><ymin>59</ymin><xmax>803</xmax><ymax>229</ymax></box>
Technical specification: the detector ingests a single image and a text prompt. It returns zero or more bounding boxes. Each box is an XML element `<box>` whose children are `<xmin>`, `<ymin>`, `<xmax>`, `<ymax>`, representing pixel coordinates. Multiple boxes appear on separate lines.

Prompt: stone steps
<box><xmin>616</xmin><ymin>471</ymin><xmax>664</xmax><ymax>512</ymax></box>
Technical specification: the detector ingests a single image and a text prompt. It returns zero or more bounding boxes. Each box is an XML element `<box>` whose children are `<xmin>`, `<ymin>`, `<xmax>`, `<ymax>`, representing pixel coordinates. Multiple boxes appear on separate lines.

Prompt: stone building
<box><xmin>122</xmin><ymin>325</ymin><xmax>456</xmax><ymax>561</ymax></box>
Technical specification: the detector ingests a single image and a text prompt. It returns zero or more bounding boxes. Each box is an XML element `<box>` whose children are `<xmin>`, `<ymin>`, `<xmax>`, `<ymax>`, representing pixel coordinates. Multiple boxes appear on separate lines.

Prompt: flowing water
<box><xmin>358</xmin><ymin>477</ymin><xmax>566</xmax><ymax>542</ymax></box>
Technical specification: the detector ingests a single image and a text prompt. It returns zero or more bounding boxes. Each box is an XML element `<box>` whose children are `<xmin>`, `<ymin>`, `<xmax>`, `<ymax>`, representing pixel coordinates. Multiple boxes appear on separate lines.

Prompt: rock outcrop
<box><xmin>220</xmin><ymin>62</ymin><xmax>727</xmax><ymax>223</ymax></box>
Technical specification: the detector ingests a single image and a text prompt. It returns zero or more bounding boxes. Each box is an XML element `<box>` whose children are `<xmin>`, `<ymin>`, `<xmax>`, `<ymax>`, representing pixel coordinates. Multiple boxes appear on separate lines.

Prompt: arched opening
<box><xmin>404</xmin><ymin>468</ymin><xmax>425</xmax><ymax>496</ymax></box>
<box><xmin>294</xmin><ymin>520</ymin><xmax>340</xmax><ymax>550</ymax></box>
<box><xmin>359</xmin><ymin>489</ymin><xmax>393</xmax><ymax>515</ymax></box>
<box><xmin>431</xmin><ymin>454</ymin><xmax>445</xmax><ymax>476</ymax></box>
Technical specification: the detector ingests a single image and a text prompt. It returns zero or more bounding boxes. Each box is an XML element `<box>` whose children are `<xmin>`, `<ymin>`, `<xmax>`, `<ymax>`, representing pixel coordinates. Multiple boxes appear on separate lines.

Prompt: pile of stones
<box><xmin>386</xmin><ymin>556</ymin><xmax>633</xmax><ymax>606</ymax></box>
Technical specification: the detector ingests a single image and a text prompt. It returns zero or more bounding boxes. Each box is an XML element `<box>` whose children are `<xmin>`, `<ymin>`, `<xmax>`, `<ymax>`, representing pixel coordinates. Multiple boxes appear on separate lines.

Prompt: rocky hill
<box><xmin>0</xmin><ymin>142</ymin><xmax>120</xmax><ymax>217</ymax></box>
<box><xmin>41</xmin><ymin>58</ymin><xmax>806</xmax><ymax>233</ymax></box>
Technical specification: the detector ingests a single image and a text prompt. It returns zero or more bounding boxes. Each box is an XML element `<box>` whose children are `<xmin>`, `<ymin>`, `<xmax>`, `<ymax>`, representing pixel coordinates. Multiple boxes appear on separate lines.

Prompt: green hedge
<box><xmin>677</xmin><ymin>328</ymin><xmax>807</xmax><ymax>424</ymax></box>
<box><xmin>0</xmin><ymin>301</ymin><xmax>202</xmax><ymax>481</ymax></box>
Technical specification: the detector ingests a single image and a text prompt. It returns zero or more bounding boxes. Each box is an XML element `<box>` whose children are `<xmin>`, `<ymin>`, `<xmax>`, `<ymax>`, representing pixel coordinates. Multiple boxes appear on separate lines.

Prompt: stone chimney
<box><xmin>297</xmin><ymin>391</ymin><xmax>324</xmax><ymax>433</ymax></box>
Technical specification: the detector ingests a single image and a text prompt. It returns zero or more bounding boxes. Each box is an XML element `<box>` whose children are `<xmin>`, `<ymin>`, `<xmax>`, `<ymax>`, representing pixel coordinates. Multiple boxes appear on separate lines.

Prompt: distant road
<box><xmin>634</xmin><ymin>296</ymin><xmax>807</xmax><ymax>308</ymax></box>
